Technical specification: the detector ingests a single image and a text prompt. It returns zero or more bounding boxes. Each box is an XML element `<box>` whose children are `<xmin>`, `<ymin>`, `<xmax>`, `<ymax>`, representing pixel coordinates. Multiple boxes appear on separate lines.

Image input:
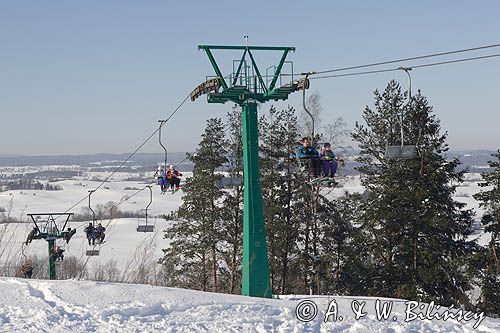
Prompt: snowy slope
<box><xmin>0</xmin><ymin>277</ymin><xmax>499</xmax><ymax>332</ymax></box>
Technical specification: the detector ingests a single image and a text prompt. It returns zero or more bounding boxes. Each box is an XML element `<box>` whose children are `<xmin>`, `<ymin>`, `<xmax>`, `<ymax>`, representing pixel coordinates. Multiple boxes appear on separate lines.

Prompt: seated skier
<box><xmin>51</xmin><ymin>246</ymin><xmax>65</xmax><ymax>262</ymax></box>
<box><xmin>320</xmin><ymin>143</ymin><xmax>338</xmax><ymax>178</ymax></box>
<box><xmin>95</xmin><ymin>223</ymin><xmax>106</xmax><ymax>244</ymax></box>
<box><xmin>63</xmin><ymin>227</ymin><xmax>76</xmax><ymax>244</ymax></box>
<box><xmin>84</xmin><ymin>223</ymin><xmax>96</xmax><ymax>246</ymax></box>
<box><xmin>25</xmin><ymin>226</ymin><xmax>39</xmax><ymax>245</ymax></box>
<box><xmin>295</xmin><ymin>137</ymin><xmax>321</xmax><ymax>177</ymax></box>
<box><xmin>155</xmin><ymin>166</ymin><xmax>168</xmax><ymax>193</ymax></box>
<box><xmin>167</xmin><ymin>165</ymin><xmax>182</xmax><ymax>191</ymax></box>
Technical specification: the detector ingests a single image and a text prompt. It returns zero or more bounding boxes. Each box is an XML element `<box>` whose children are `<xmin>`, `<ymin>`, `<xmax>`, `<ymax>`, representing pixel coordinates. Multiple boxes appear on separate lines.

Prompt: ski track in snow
<box><xmin>0</xmin><ymin>278</ymin><xmax>499</xmax><ymax>332</ymax></box>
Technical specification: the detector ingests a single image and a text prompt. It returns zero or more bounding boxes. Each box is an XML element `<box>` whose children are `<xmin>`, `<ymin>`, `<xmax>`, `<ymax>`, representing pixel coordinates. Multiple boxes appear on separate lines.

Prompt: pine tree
<box><xmin>259</xmin><ymin>105</ymin><xmax>302</xmax><ymax>294</ymax></box>
<box><xmin>162</xmin><ymin>118</ymin><xmax>227</xmax><ymax>292</ymax></box>
<box><xmin>352</xmin><ymin>80</ymin><xmax>475</xmax><ymax>306</ymax></box>
<box><xmin>220</xmin><ymin>108</ymin><xmax>244</xmax><ymax>294</ymax></box>
<box><xmin>473</xmin><ymin>149</ymin><xmax>500</xmax><ymax>316</ymax></box>
<box><xmin>319</xmin><ymin>193</ymin><xmax>364</xmax><ymax>295</ymax></box>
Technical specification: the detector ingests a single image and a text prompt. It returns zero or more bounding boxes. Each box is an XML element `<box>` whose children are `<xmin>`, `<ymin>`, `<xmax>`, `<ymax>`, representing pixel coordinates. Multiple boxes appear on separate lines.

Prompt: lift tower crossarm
<box><xmin>197</xmin><ymin>44</ymin><xmax>297</xmax><ymax>105</ymax></box>
<box><xmin>198</xmin><ymin>45</ymin><xmax>295</xmax><ymax>51</ymax></box>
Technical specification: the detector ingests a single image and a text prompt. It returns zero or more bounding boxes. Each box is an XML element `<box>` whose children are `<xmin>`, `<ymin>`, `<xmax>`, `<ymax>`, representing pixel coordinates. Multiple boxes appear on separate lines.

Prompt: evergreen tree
<box><xmin>259</xmin><ymin>105</ymin><xmax>302</xmax><ymax>294</ymax></box>
<box><xmin>319</xmin><ymin>193</ymin><xmax>365</xmax><ymax>295</ymax></box>
<box><xmin>473</xmin><ymin>149</ymin><xmax>500</xmax><ymax>316</ymax></box>
<box><xmin>162</xmin><ymin>118</ymin><xmax>227</xmax><ymax>292</ymax></box>
<box><xmin>352</xmin><ymin>80</ymin><xmax>475</xmax><ymax>306</ymax></box>
<box><xmin>220</xmin><ymin>108</ymin><xmax>244</xmax><ymax>294</ymax></box>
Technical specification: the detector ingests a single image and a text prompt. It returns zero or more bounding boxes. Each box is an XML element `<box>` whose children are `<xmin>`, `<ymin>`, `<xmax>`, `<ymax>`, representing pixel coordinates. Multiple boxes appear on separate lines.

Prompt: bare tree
<box><xmin>299</xmin><ymin>92</ymin><xmax>322</xmax><ymax>139</ymax></box>
<box><xmin>299</xmin><ymin>92</ymin><xmax>351</xmax><ymax>155</ymax></box>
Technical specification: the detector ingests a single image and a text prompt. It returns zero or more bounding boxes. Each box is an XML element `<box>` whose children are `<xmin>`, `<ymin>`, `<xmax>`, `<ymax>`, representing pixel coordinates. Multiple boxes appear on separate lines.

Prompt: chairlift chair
<box><xmin>85</xmin><ymin>190</ymin><xmax>101</xmax><ymax>256</ymax></box>
<box><xmin>385</xmin><ymin>145</ymin><xmax>418</xmax><ymax>159</ymax></box>
<box><xmin>86</xmin><ymin>248</ymin><xmax>100</xmax><ymax>256</ymax></box>
<box><xmin>385</xmin><ymin>67</ymin><xmax>418</xmax><ymax>160</ymax></box>
<box><xmin>137</xmin><ymin>185</ymin><xmax>155</xmax><ymax>232</ymax></box>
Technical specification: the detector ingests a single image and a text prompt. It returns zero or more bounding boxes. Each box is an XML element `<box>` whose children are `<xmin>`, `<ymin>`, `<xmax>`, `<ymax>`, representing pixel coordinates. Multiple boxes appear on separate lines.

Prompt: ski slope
<box><xmin>0</xmin><ymin>277</ymin><xmax>499</xmax><ymax>332</ymax></box>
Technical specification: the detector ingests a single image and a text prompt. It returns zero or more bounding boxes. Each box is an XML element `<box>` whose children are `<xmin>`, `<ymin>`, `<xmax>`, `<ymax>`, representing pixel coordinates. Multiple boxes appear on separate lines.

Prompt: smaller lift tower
<box><xmin>27</xmin><ymin>213</ymin><xmax>74</xmax><ymax>280</ymax></box>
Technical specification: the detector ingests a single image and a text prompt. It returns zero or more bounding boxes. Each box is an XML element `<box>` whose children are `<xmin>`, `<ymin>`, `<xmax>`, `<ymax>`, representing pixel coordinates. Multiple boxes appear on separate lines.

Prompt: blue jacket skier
<box><xmin>295</xmin><ymin>137</ymin><xmax>321</xmax><ymax>177</ymax></box>
<box><xmin>155</xmin><ymin>166</ymin><xmax>168</xmax><ymax>192</ymax></box>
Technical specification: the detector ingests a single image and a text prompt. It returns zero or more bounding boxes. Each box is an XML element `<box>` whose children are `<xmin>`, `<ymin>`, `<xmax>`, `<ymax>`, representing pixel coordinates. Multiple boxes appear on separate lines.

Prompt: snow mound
<box><xmin>0</xmin><ymin>277</ymin><xmax>499</xmax><ymax>332</ymax></box>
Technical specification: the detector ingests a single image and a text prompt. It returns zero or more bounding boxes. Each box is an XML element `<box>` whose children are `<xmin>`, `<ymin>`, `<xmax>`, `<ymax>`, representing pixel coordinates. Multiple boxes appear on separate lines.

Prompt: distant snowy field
<box><xmin>0</xmin><ymin>171</ymin><xmax>492</xmax><ymax>271</ymax></box>
<box><xmin>0</xmin><ymin>277</ymin><xmax>499</xmax><ymax>332</ymax></box>
<box><xmin>0</xmin><ymin>171</ymin><xmax>186</xmax><ymax>271</ymax></box>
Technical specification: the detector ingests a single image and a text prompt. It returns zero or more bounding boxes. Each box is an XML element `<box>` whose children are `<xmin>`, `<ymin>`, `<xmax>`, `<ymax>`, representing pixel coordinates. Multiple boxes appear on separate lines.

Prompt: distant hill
<box><xmin>0</xmin><ymin>150</ymin><xmax>496</xmax><ymax>174</ymax></box>
<box><xmin>0</xmin><ymin>152</ymin><xmax>190</xmax><ymax>168</ymax></box>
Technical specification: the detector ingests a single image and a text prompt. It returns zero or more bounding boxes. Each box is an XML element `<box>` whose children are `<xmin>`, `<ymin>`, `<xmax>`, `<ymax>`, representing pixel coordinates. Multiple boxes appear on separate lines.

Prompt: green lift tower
<box><xmin>27</xmin><ymin>213</ymin><xmax>74</xmax><ymax>279</ymax></box>
<box><xmin>192</xmin><ymin>44</ymin><xmax>309</xmax><ymax>298</ymax></box>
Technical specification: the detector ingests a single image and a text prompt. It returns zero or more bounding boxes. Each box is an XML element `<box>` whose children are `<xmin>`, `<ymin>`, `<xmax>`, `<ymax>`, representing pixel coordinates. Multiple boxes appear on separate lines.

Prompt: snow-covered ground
<box><xmin>0</xmin><ymin>277</ymin><xmax>499</xmax><ymax>332</ymax></box>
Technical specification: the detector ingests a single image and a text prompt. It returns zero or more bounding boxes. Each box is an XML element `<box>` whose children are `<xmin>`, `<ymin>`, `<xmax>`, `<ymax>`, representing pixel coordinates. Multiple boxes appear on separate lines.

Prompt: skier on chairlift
<box><xmin>167</xmin><ymin>165</ymin><xmax>182</xmax><ymax>191</ymax></box>
<box><xmin>63</xmin><ymin>227</ymin><xmax>76</xmax><ymax>244</ymax></box>
<box><xmin>84</xmin><ymin>223</ymin><xmax>96</xmax><ymax>246</ymax></box>
<box><xmin>95</xmin><ymin>223</ymin><xmax>106</xmax><ymax>244</ymax></box>
<box><xmin>50</xmin><ymin>246</ymin><xmax>65</xmax><ymax>262</ymax></box>
<box><xmin>320</xmin><ymin>143</ymin><xmax>339</xmax><ymax>178</ymax></box>
<box><xmin>25</xmin><ymin>226</ymin><xmax>39</xmax><ymax>245</ymax></box>
<box><xmin>295</xmin><ymin>137</ymin><xmax>321</xmax><ymax>177</ymax></box>
<box><xmin>155</xmin><ymin>165</ymin><xmax>168</xmax><ymax>193</ymax></box>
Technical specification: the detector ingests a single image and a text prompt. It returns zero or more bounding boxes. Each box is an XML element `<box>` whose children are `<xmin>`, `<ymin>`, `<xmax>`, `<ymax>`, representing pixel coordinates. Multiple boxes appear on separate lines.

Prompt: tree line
<box><xmin>0</xmin><ymin>179</ymin><xmax>63</xmax><ymax>192</ymax></box>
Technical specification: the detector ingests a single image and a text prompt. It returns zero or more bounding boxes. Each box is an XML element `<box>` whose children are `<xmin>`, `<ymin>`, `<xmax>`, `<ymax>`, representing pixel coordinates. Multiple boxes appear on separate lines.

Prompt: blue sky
<box><xmin>1</xmin><ymin>1</ymin><xmax>499</xmax><ymax>155</ymax></box>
